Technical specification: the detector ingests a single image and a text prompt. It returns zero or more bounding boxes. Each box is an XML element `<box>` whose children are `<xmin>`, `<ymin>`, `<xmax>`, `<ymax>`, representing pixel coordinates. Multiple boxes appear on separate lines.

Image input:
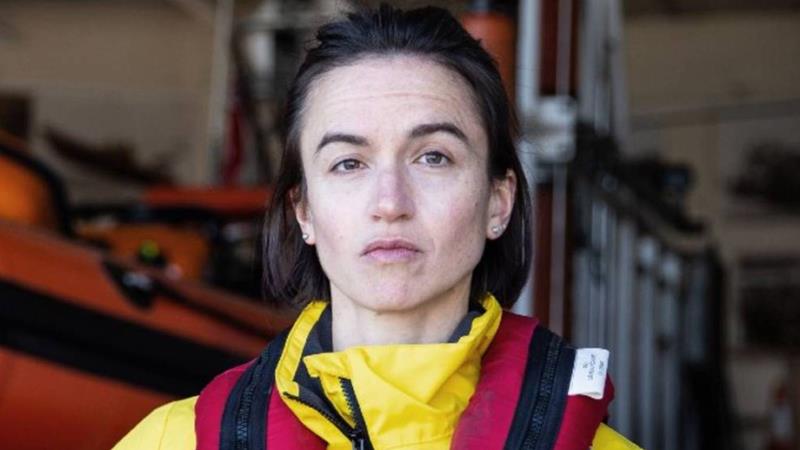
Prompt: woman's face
<box><xmin>295</xmin><ymin>55</ymin><xmax>515</xmax><ymax>313</ymax></box>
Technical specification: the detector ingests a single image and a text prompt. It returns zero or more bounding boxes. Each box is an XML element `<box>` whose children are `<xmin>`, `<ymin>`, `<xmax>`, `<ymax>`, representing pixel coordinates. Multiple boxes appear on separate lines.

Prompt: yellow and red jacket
<box><xmin>114</xmin><ymin>295</ymin><xmax>641</xmax><ymax>449</ymax></box>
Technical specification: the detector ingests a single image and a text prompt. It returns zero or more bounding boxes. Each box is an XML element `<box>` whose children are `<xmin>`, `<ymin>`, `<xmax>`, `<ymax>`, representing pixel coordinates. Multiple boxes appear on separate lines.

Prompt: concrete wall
<box><xmin>0</xmin><ymin>1</ymin><xmax>215</xmax><ymax>203</ymax></box>
<box><xmin>625</xmin><ymin>10</ymin><xmax>800</xmax><ymax>450</ymax></box>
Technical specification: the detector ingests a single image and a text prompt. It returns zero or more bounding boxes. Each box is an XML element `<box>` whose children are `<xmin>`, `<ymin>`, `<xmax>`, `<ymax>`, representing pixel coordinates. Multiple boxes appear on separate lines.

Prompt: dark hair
<box><xmin>262</xmin><ymin>4</ymin><xmax>532</xmax><ymax>309</ymax></box>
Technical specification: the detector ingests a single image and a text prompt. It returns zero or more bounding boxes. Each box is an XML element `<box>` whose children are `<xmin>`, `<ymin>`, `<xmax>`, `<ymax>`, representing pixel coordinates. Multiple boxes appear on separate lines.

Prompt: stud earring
<box><xmin>491</xmin><ymin>225</ymin><xmax>501</xmax><ymax>235</ymax></box>
<box><xmin>301</xmin><ymin>233</ymin><xmax>309</xmax><ymax>241</ymax></box>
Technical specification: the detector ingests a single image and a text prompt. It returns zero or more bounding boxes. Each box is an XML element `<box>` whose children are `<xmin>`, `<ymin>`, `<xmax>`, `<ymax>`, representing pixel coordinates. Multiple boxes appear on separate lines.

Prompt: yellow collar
<box><xmin>275</xmin><ymin>295</ymin><xmax>502</xmax><ymax>450</ymax></box>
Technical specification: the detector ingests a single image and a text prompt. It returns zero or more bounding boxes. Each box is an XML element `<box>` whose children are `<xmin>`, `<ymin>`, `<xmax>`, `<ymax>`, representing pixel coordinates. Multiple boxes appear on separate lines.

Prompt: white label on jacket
<box><xmin>567</xmin><ymin>348</ymin><xmax>609</xmax><ymax>399</ymax></box>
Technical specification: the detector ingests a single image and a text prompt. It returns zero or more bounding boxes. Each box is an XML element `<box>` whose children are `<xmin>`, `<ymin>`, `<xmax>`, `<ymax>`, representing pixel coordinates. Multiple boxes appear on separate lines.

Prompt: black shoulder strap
<box><xmin>220</xmin><ymin>330</ymin><xmax>289</xmax><ymax>450</ymax></box>
<box><xmin>503</xmin><ymin>326</ymin><xmax>576</xmax><ymax>450</ymax></box>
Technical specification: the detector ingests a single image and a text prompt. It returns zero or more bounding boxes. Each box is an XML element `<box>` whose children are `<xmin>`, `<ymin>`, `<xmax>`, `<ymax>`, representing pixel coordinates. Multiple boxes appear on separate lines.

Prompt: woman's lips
<box><xmin>362</xmin><ymin>239</ymin><xmax>422</xmax><ymax>263</ymax></box>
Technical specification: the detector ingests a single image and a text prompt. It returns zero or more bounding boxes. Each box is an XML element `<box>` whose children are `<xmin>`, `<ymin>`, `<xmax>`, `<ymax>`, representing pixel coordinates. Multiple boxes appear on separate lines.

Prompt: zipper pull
<box><xmin>350</xmin><ymin>431</ymin><xmax>366</xmax><ymax>450</ymax></box>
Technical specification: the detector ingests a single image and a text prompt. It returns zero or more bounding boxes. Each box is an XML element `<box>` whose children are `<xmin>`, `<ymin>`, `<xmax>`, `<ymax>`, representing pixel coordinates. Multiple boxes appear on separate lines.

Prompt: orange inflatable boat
<box><xmin>0</xmin><ymin>140</ymin><xmax>293</xmax><ymax>449</ymax></box>
<box><xmin>0</xmin><ymin>220</ymin><xmax>293</xmax><ymax>449</ymax></box>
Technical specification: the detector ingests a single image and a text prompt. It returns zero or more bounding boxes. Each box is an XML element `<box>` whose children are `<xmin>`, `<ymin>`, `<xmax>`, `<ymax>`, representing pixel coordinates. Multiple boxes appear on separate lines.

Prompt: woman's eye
<box><xmin>418</xmin><ymin>151</ymin><xmax>451</xmax><ymax>166</ymax></box>
<box><xmin>332</xmin><ymin>159</ymin><xmax>364</xmax><ymax>172</ymax></box>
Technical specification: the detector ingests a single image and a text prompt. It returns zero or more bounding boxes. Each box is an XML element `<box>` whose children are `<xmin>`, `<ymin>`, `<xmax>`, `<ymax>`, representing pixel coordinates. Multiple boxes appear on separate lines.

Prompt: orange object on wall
<box><xmin>461</xmin><ymin>11</ymin><xmax>517</xmax><ymax>101</ymax></box>
<box><xmin>144</xmin><ymin>185</ymin><xmax>273</xmax><ymax>218</ymax></box>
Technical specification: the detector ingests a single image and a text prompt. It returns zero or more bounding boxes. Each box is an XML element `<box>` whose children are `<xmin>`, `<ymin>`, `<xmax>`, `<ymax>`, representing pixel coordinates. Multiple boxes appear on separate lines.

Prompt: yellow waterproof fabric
<box><xmin>275</xmin><ymin>295</ymin><xmax>502</xmax><ymax>449</ymax></box>
<box><xmin>112</xmin><ymin>396</ymin><xmax>196</xmax><ymax>450</ymax></box>
<box><xmin>592</xmin><ymin>423</ymin><xmax>642</xmax><ymax>449</ymax></box>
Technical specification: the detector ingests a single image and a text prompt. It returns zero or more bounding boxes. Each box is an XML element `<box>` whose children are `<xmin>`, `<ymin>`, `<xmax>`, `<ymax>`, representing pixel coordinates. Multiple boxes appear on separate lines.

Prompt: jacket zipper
<box><xmin>350</xmin><ymin>432</ymin><xmax>366</xmax><ymax>450</ymax></box>
<box><xmin>340</xmin><ymin>378</ymin><xmax>373</xmax><ymax>450</ymax></box>
<box><xmin>284</xmin><ymin>387</ymin><xmax>373</xmax><ymax>450</ymax></box>
<box><xmin>283</xmin><ymin>392</ymin><xmax>353</xmax><ymax>437</ymax></box>
<box><xmin>520</xmin><ymin>334</ymin><xmax>564</xmax><ymax>450</ymax></box>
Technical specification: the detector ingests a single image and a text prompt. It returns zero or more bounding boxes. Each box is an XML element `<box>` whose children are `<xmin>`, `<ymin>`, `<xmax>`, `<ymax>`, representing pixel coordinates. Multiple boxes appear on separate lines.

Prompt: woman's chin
<box><xmin>362</xmin><ymin>298</ymin><xmax>426</xmax><ymax>314</ymax></box>
<box><xmin>339</xmin><ymin>284</ymin><xmax>432</xmax><ymax>314</ymax></box>
<box><xmin>330</xmin><ymin>271</ymin><xmax>473</xmax><ymax>315</ymax></box>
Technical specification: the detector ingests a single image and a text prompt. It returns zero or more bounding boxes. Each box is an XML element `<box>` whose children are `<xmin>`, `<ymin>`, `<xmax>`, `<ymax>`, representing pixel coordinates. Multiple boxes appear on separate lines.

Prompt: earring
<box><xmin>301</xmin><ymin>233</ymin><xmax>309</xmax><ymax>241</ymax></box>
<box><xmin>491</xmin><ymin>225</ymin><xmax>501</xmax><ymax>235</ymax></box>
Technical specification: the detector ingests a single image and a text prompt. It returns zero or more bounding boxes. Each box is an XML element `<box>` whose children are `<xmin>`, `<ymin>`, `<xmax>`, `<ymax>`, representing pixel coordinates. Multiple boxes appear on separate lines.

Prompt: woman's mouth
<box><xmin>362</xmin><ymin>239</ymin><xmax>422</xmax><ymax>263</ymax></box>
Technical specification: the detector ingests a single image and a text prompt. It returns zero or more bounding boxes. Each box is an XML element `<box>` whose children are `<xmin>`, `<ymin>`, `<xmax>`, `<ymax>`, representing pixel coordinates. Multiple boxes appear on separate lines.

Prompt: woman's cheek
<box><xmin>315</xmin><ymin>203</ymin><xmax>352</xmax><ymax>246</ymax></box>
<box><xmin>434</xmin><ymin>188</ymin><xmax>487</xmax><ymax>254</ymax></box>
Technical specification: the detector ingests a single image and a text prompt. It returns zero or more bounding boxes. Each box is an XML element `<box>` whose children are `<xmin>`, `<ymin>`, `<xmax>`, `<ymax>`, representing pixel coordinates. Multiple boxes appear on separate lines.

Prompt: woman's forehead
<box><xmin>300</xmin><ymin>55</ymin><xmax>485</xmax><ymax>145</ymax></box>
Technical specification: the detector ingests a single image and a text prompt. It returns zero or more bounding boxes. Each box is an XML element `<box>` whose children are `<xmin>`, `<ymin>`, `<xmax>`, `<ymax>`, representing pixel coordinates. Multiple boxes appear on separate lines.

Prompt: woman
<box><xmin>114</xmin><ymin>5</ymin><xmax>640</xmax><ymax>450</ymax></box>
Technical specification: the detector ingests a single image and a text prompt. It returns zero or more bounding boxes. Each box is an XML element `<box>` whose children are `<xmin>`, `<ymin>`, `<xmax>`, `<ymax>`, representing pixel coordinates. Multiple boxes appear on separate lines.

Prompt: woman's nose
<box><xmin>370</xmin><ymin>167</ymin><xmax>414</xmax><ymax>222</ymax></box>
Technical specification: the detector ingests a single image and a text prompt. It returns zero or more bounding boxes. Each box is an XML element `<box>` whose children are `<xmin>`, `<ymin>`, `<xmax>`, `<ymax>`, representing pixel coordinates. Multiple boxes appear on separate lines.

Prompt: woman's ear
<box><xmin>291</xmin><ymin>186</ymin><xmax>316</xmax><ymax>245</ymax></box>
<box><xmin>486</xmin><ymin>169</ymin><xmax>516</xmax><ymax>240</ymax></box>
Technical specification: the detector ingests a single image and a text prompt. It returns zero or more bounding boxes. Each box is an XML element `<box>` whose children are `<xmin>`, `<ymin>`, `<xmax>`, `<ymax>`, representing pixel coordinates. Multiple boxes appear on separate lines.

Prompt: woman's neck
<box><xmin>329</xmin><ymin>281</ymin><xmax>471</xmax><ymax>350</ymax></box>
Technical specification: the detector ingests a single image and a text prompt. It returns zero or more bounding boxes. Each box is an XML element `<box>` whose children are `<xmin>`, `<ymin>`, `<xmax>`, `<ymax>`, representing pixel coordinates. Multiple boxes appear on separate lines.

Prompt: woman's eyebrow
<box><xmin>316</xmin><ymin>133</ymin><xmax>369</xmax><ymax>154</ymax></box>
<box><xmin>409</xmin><ymin>122</ymin><xmax>470</xmax><ymax>145</ymax></box>
<box><xmin>315</xmin><ymin>122</ymin><xmax>470</xmax><ymax>155</ymax></box>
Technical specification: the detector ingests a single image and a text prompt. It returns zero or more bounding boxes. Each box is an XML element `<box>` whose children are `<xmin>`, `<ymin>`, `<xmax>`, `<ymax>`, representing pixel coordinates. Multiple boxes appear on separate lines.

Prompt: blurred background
<box><xmin>1</xmin><ymin>0</ymin><xmax>799</xmax><ymax>449</ymax></box>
